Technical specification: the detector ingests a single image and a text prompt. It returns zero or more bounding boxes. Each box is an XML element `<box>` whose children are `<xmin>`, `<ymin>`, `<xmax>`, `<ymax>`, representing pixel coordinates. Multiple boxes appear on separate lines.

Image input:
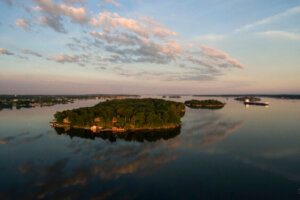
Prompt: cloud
<box><xmin>15</xmin><ymin>18</ymin><xmax>31</xmax><ymax>30</ymax></box>
<box><xmin>32</xmin><ymin>5</ymin><xmax>42</xmax><ymax>11</ymax></box>
<box><xmin>0</xmin><ymin>136</ymin><xmax>15</xmax><ymax>144</ymax></box>
<box><xmin>3</xmin><ymin>0</ymin><xmax>12</xmax><ymax>6</ymax></box>
<box><xmin>88</xmin><ymin>12</ymin><xmax>242</xmax><ymax>75</ymax></box>
<box><xmin>21</xmin><ymin>48</ymin><xmax>43</xmax><ymax>57</ymax></box>
<box><xmin>101</xmin><ymin>0</ymin><xmax>121</xmax><ymax>7</ymax></box>
<box><xmin>61</xmin><ymin>0</ymin><xmax>86</xmax><ymax>6</ymax></box>
<box><xmin>32</xmin><ymin>0</ymin><xmax>89</xmax><ymax>32</ymax></box>
<box><xmin>16</xmin><ymin>55</ymin><xmax>29</xmax><ymax>59</ymax></box>
<box><xmin>91</xmin><ymin>31</ymin><xmax>141</xmax><ymax>46</ymax></box>
<box><xmin>199</xmin><ymin>44</ymin><xmax>245</xmax><ymax>69</ymax></box>
<box><xmin>49</xmin><ymin>53</ymin><xmax>89</xmax><ymax>66</ymax></box>
<box><xmin>0</xmin><ymin>48</ymin><xmax>14</xmax><ymax>55</ymax></box>
<box><xmin>38</xmin><ymin>15</ymin><xmax>66</xmax><ymax>32</ymax></box>
<box><xmin>235</xmin><ymin>6</ymin><xmax>300</xmax><ymax>32</ymax></box>
<box><xmin>91</xmin><ymin>31</ymin><xmax>178</xmax><ymax>64</ymax></box>
<box><xmin>87</xmin><ymin>28</ymin><xmax>244</xmax><ymax>81</ymax></box>
<box><xmin>139</xmin><ymin>16</ymin><xmax>178</xmax><ymax>39</ymax></box>
<box><xmin>92</xmin><ymin>12</ymin><xmax>179</xmax><ymax>40</ymax></box>
<box><xmin>255</xmin><ymin>30</ymin><xmax>300</xmax><ymax>40</ymax></box>
<box><xmin>193</xmin><ymin>34</ymin><xmax>226</xmax><ymax>42</ymax></box>
<box><xmin>11</xmin><ymin>2</ymin><xmax>244</xmax><ymax>83</ymax></box>
<box><xmin>92</xmin><ymin>12</ymin><xmax>149</xmax><ymax>38</ymax></box>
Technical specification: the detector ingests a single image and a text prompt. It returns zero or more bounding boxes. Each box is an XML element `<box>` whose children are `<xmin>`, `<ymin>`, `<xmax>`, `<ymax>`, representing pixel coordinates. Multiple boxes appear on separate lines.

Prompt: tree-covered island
<box><xmin>52</xmin><ymin>98</ymin><xmax>185</xmax><ymax>132</ymax></box>
<box><xmin>184</xmin><ymin>99</ymin><xmax>225</xmax><ymax>109</ymax></box>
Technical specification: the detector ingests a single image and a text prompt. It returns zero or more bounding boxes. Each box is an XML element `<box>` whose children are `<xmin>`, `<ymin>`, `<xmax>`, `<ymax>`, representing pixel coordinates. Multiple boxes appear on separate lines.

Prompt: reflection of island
<box><xmin>52</xmin><ymin>98</ymin><xmax>185</xmax><ymax>133</ymax></box>
<box><xmin>184</xmin><ymin>99</ymin><xmax>225</xmax><ymax>109</ymax></box>
<box><xmin>54</xmin><ymin>126</ymin><xmax>181</xmax><ymax>142</ymax></box>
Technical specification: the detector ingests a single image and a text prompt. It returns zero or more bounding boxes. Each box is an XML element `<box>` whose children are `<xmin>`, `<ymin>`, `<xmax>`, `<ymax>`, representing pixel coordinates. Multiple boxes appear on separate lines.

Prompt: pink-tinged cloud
<box><xmin>31</xmin><ymin>6</ymin><xmax>42</xmax><ymax>11</ymax></box>
<box><xmin>15</xmin><ymin>18</ymin><xmax>31</xmax><ymax>30</ymax></box>
<box><xmin>92</xmin><ymin>12</ymin><xmax>179</xmax><ymax>40</ymax></box>
<box><xmin>139</xmin><ymin>16</ymin><xmax>178</xmax><ymax>39</ymax></box>
<box><xmin>0</xmin><ymin>48</ymin><xmax>14</xmax><ymax>55</ymax></box>
<box><xmin>161</xmin><ymin>41</ymin><xmax>184</xmax><ymax>55</ymax></box>
<box><xmin>101</xmin><ymin>0</ymin><xmax>121</xmax><ymax>7</ymax></box>
<box><xmin>94</xmin><ymin>12</ymin><xmax>149</xmax><ymax>38</ymax></box>
<box><xmin>200</xmin><ymin>44</ymin><xmax>245</xmax><ymax>69</ymax></box>
<box><xmin>33</xmin><ymin>0</ymin><xmax>88</xmax><ymax>24</ymax></box>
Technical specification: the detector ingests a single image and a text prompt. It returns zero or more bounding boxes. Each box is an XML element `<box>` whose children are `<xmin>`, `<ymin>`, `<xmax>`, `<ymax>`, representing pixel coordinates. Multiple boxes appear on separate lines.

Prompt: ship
<box><xmin>244</xmin><ymin>99</ymin><xmax>269</xmax><ymax>106</ymax></box>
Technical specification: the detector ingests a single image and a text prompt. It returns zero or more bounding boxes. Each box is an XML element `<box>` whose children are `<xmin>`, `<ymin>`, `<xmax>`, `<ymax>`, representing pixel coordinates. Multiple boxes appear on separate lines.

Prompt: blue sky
<box><xmin>0</xmin><ymin>0</ymin><xmax>299</xmax><ymax>94</ymax></box>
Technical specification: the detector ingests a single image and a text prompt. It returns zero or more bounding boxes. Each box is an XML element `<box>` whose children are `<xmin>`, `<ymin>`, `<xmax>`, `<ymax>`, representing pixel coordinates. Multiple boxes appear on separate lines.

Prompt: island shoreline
<box><xmin>50</xmin><ymin>122</ymin><xmax>182</xmax><ymax>133</ymax></box>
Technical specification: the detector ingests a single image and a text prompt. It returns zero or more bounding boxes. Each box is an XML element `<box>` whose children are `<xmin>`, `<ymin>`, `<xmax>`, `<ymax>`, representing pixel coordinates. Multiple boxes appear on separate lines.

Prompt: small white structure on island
<box><xmin>91</xmin><ymin>125</ymin><xmax>97</xmax><ymax>132</ymax></box>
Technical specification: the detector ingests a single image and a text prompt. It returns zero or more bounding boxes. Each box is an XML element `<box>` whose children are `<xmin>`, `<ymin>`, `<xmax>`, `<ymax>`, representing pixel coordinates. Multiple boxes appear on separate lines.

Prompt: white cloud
<box><xmin>193</xmin><ymin>34</ymin><xmax>226</xmax><ymax>42</ymax></box>
<box><xmin>235</xmin><ymin>6</ymin><xmax>300</xmax><ymax>32</ymax></box>
<box><xmin>101</xmin><ymin>0</ymin><xmax>121</xmax><ymax>7</ymax></box>
<box><xmin>255</xmin><ymin>30</ymin><xmax>300</xmax><ymax>40</ymax></box>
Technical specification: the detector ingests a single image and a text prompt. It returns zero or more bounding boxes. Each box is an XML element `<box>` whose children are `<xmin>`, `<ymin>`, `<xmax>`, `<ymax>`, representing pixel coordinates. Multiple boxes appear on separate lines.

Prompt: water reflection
<box><xmin>1</xmin><ymin>97</ymin><xmax>300</xmax><ymax>199</ymax></box>
<box><xmin>53</xmin><ymin>127</ymin><xmax>181</xmax><ymax>143</ymax></box>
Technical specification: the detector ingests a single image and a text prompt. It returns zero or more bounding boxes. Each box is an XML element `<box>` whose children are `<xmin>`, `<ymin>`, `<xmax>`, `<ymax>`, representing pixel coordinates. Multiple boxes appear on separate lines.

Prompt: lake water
<box><xmin>1</xmin><ymin>96</ymin><xmax>300</xmax><ymax>199</ymax></box>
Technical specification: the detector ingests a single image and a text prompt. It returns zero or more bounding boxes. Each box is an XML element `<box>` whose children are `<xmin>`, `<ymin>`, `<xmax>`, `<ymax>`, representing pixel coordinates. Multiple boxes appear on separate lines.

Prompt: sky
<box><xmin>0</xmin><ymin>0</ymin><xmax>299</xmax><ymax>94</ymax></box>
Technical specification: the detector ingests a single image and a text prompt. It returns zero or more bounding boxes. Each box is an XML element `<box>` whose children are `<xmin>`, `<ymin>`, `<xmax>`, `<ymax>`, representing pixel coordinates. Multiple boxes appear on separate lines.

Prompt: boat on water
<box><xmin>244</xmin><ymin>99</ymin><xmax>269</xmax><ymax>106</ymax></box>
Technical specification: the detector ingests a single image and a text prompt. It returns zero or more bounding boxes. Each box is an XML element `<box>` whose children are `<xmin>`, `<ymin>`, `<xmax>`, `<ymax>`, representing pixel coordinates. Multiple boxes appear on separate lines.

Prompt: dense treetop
<box><xmin>54</xmin><ymin>98</ymin><xmax>185</xmax><ymax>130</ymax></box>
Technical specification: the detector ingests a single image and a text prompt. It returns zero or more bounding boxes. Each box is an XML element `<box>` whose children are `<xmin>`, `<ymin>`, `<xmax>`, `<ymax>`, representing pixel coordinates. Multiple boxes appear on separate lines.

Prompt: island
<box><xmin>169</xmin><ymin>95</ymin><xmax>181</xmax><ymax>98</ymax></box>
<box><xmin>0</xmin><ymin>94</ymin><xmax>139</xmax><ymax>111</ymax></box>
<box><xmin>234</xmin><ymin>96</ymin><xmax>261</xmax><ymax>102</ymax></box>
<box><xmin>184</xmin><ymin>99</ymin><xmax>225</xmax><ymax>109</ymax></box>
<box><xmin>51</xmin><ymin>98</ymin><xmax>185</xmax><ymax>132</ymax></box>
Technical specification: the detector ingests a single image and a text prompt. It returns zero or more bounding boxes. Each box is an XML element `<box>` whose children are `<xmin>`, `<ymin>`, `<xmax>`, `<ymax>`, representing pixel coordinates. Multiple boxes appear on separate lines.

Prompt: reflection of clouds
<box><xmin>40</xmin><ymin>158</ymin><xmax>68</xmax><ymax>176</ymax></box>
<box><xmin>14</xmin><ymin>157</ymin><xmax>121</xmax><ymax>200</ymax></box>
<box><xmin>22</xmin><ymin>134</ymin><xmax>43</xmax><ymax>144</ymax></box>
<box><xmin>261</xmin><ymin>148</ymin><xmax>300</xmax><ymax>158</ymax></box>
<box><xmin>236</xmin><ymin>156</ymin><xmax>300</xmax><ymax>182</ymax></box>
<box><xmin>12</xmin><ymin>111</ymin><xmax>245</xmax><ymax>199</ymax></box>
<box><xmin>199</xmin><ymin>121</ymin><xmax>244</xmax><ymax>146</ymax></box>
<box><xmin>93</xmin><ymin>152</ymin><xmax>178</xmax><ymax>179</ymax></box>
<box><xmin>61</xmin><ymin>112</ymin><xmax>244</xmax><ymax>180</ymax></box>
<box><xmin>18</xmin><ymin>161</ymin><xmax>33</xmax><ymax>174</ymax></box>
<box><xmin>0</xmin><ymin>136</ymin><xmax>15</xmax><ymax>144</ymax></box>
<box><xmin>90</xmin><ymin>188</ymin><xmax>120</xmax><ymax>200</ymax></box>
<box><xmin>0</xmin><ymin>131</ymin><xmax>32</xmax><ymax>144</ymax></box>
<box><xmin>16</xmin><ymin>158</ymin><xmax>92</xmax><ymax>199</ymax></box>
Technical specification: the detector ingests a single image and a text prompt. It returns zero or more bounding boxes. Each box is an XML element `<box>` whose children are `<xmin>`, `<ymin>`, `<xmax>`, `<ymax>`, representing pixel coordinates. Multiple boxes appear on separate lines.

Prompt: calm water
<box><xmin>1</xmin><ymin>96</ymin><xmax>300</xmax><ymax>200</ymax></box>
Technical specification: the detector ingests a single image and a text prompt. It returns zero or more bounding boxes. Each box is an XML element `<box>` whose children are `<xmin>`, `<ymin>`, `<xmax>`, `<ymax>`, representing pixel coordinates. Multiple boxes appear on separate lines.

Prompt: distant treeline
<box><xmin>0</xmin><ymin>94</ymin><xmax>139</xmax><ymax>111</ymax></box>
<box><xmin>54</xmin><ymin>98</ymin><xmax>185</xmax><ymax>130</ymax></box>
<box><xmin>193</xmin><ymin>94</ymin><xmax>300</xmax><ymax>99</ymax></box>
